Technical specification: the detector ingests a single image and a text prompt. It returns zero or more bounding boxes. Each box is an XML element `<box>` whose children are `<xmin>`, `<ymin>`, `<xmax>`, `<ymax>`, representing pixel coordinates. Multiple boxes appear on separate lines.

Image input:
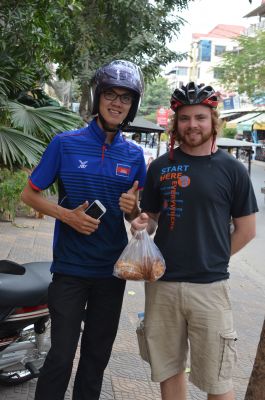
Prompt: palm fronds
<box><xmin>0</xmin><ymin>126</ymin><xmax>45</xmax><ymax>167</ymax></box>
<box><xmin>8</xmin><ymin>101</ymin><xmax>83</xmax><ymax>140</ymax></box>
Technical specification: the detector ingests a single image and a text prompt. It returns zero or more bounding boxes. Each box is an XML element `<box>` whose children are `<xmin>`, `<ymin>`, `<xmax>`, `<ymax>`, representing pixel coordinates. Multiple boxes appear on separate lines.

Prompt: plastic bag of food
<box><xmin>113</xmin><ymin>229</ymin><xmax>166</xmax><ymax>282</ymax></box>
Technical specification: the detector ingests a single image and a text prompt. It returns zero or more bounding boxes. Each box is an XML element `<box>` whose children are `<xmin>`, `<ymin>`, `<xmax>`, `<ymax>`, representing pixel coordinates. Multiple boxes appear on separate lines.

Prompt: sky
<box><xmin>168</xmin><ymin>0</ymin><xmax>262</xmax><ymax>53</ymax></box>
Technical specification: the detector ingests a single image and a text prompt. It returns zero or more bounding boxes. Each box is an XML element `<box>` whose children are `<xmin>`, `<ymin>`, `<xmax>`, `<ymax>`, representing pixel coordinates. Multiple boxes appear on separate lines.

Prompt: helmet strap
<box><xmin>169</xmin><ymin>132</ymin><xmax>176</xmax><ymax>161</ymax></box>
<box><xmin>98</xmin><ymin>112</ymin><xmax>121</xmax><ymax>133</ymax></box>
<box><xmin>211</xmin><ymin>134</ymin><xmax>217</xmax><ymax>154</ymax></box>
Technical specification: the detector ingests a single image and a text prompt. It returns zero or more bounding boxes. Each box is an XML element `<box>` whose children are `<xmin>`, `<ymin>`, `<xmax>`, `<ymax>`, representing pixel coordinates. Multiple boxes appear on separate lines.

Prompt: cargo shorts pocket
<box><xmin>219</xmin><ymin>330</ymin><xmax>238</xmax><ymax>380</ymax></box>
<box><xmin>136</xmin><ymin>321</ymin><xmax>150</xmax><ymax>363</ymax></box>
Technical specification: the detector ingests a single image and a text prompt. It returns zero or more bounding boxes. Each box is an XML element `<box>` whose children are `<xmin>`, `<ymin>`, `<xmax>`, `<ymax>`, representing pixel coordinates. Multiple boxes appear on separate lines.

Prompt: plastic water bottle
<box><xmin>137</xmin><ymin>311</ymin><xmax>145</xmax><ymax>327</ymax></box>
<box><xmin>136</xmin><ymin>311</ymin><xmax>149</xmax><ymax>362</ymax></box>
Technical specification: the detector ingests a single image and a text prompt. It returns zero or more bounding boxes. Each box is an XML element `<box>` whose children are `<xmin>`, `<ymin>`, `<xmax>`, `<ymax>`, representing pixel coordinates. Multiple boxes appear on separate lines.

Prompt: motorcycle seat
<box><xmin>0</xmin><ymin>261</ymin><xmax>52</xmax><ymax>307</ymax></box>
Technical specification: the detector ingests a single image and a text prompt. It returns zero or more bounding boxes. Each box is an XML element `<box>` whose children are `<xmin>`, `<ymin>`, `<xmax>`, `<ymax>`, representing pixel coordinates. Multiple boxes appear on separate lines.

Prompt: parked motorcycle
<box><xmin>0</xmin><ymin>259</ymin><xmax>51</xmax><ymax>385</ymax></box>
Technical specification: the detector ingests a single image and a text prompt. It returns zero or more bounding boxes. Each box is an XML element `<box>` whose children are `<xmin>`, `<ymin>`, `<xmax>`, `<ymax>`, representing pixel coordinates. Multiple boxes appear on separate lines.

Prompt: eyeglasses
<box><xmin>102</xmin><ymin>90</ymin><xmax>134</xmax><ymax>105</ymax></box>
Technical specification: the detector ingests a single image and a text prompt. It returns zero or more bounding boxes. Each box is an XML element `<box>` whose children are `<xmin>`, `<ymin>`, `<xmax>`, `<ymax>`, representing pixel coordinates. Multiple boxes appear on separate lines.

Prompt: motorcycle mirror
<box><xmin>0</xmin><ymin>260</ymin><xmax>26</xmax><ymax>275</ymax></box>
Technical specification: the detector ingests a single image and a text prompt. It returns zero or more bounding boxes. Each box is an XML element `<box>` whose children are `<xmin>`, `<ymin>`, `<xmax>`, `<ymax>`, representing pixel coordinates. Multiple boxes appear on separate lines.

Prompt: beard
<box><xmin>177</xmin><ymin>129</ymin><xmax>213</xmax><ymax>148</ymax></box>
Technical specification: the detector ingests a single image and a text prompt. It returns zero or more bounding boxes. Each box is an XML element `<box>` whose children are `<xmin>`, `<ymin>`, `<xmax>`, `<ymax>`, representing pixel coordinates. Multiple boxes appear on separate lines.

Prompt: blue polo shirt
<box><xmin>29</xmin><ymin>119</ymin><xmax>146</xmax><ymax>278</ymax></box>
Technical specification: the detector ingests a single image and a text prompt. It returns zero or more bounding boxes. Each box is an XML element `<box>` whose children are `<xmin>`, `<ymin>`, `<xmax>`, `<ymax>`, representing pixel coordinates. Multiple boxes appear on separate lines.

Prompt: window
<box><xmin>213</xmin><ymin>68</ymin><xmax>224</xmax><ymax>79</ymax></box>
<box><xmin>175</xmin><ymin>67</ymin><xmax>188</xmax><ymax>76</ymax></box>
<box><xmin>198</xmin><ymin>40</ymin><xmax>212</xmax><ymax>62</ymax></box>
<box><xmin>215</xmin><ymin>45</ymin><xmax>226</xmax><ymax>56</ymax></box>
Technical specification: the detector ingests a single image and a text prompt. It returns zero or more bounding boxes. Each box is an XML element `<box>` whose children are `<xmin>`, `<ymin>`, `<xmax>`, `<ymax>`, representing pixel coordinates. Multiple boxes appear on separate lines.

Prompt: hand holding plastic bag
<box><xmin>113</xmin><ymin>229</ymin><xmax>166</xmax><ymax>282</ymax></box>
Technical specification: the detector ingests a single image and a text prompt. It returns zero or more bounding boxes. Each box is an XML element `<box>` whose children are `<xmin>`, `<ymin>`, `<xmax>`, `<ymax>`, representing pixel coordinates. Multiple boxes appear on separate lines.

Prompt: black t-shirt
<box><xmin>140</xmin><ymin>147</ymin><xmax>258</xmax><ymax>283</ymax></box>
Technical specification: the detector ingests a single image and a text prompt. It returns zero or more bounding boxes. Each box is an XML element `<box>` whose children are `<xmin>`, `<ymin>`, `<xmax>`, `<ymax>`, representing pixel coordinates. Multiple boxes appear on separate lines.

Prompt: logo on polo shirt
<box><xmin>116</xmin><ymin>164</ymin><xmax>131</xmax><ymax>177</ymax></box>
<box><xmin>78</xmin><ymin>160</ymin><xmax>88</xmax><ymax>169</ymax></box>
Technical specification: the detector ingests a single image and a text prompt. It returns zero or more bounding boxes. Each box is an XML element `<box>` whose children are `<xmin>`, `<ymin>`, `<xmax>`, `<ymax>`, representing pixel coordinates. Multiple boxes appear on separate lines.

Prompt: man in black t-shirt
<box><xmin>131</xmin><ymin>82</ymin><xmax>258</xmax><ymax>400</ymax></box>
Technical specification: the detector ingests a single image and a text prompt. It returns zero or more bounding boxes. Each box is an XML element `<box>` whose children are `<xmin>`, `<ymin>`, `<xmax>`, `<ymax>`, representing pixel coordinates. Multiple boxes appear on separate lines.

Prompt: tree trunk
<box><xmin>47</xmin><ymin>80</ymin><xmax>71</xmax><ymax>108</ymax></box>
<box><xmin>79</xmin><ymin>80</ymin><xmax>92</xmax><ymax>123</ymax></box>
<box><xmin>245</xmin><ymin>319</ymin><xmax>265</xmax><ymax>400</ymax></box>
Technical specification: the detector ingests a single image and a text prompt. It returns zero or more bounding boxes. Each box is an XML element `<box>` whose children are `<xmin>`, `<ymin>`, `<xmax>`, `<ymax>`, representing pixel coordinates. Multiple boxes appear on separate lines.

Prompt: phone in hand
<box><xmin>85</xmin><ymin>200</ymin><xmax>106</xmax><ymax>220</ymax></box>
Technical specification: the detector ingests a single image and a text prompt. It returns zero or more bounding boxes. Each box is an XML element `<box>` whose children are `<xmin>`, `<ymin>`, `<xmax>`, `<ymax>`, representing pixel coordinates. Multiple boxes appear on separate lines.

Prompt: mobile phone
<box><xmin>85</xmin><ymin>200</ymin><xmax>106</xmax><ymax>219</ymax></box>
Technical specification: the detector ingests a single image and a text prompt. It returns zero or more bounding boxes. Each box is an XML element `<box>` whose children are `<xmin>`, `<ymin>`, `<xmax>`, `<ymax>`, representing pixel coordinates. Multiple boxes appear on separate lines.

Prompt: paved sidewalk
<box><xmin>0</xmin><ymin>215</ymin><xmax>265</xmax><ymax>400</ymax></box>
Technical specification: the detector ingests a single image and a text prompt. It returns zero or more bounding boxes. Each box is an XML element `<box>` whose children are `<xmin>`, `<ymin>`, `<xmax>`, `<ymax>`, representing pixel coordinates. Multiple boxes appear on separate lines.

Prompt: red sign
<box><xmin>156</xmin><ymin>107</ymin><xmax>169</xmax><ymax>126</ymax></box>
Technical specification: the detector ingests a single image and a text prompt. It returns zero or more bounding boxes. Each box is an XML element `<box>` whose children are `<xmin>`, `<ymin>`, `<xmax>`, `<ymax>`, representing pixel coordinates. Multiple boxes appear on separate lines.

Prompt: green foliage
<box><xmin>8</xmin><ymin>102</ymin><xmax>83</xmax><ymax>141</ymax></box>
<box><xmin>0</xmin><ymin>125</ymin><xmax>45</xmax><ymax>167</ymax></box>
<box><xmin>1</xmin><ymin>0</ymin><xmax>190</xmax><ymax>88</ymax></box>
<box><xmin>222</xmin><ymin>127</ymin><xmax>237</xmax><ymax>139</ymax></box>
<box><xmin>139</xmin><ymin>76</ymin><xmax>172</xmax><ymax>116</ymax></box>
<box><xmin>217</xmin><ymin>30</ymin><xmax>265</xmax><ymax>97</ymax></box>
<box><xmin>76</xmin><ymin>0</ymin><xmax>190</xmax><ymax>77</ymax></box>
<box><xmin>0</xmin><ymin>168</ymin><xmax>28</xmax><ymax>220</ymax></box>
<box><xmin>0</xmin><ymin>5</ymin><xmax>84</xmax><ymax>170</ymax></box>
<box><xmin>142</xmin><ymin>111</ymin><xmax>157</xmax><ymax>124</ymax></box>
<box><xmin>0</xmin><ymin>0</ymin><xmax>192</xmax><ymax>168</ymax></box>
<box><xmin>75</xmin><ymin>0</ymin><xmax>192</xmax><ymax>116</ymax></box>
<box><xmin>0</xmin><ymin>99</ymin><xmax>83</xmax><ymax>168</ymax></box>
<box><xmin>17</xmin><ymin>88</ymin><xmax>61</xmax><ymax>108</ymax></box>
<box><xmin>0</xmin><ymin>0</ymin><xmax>81</xmax><ymax>83</ymax></box>
<box><xmin>0</xmin><ymin>0</ymin><xmax>192</xmax><ymax>88</ymax></box>
<box><xmin>0</xmin><ymin>54</ymin><xmax>35</xmax><ymax>105</ymax></box>
<box><xmin>160</xmin><ymin>132</ymin><xmax>169</xmax><ymax>142</ymax></box>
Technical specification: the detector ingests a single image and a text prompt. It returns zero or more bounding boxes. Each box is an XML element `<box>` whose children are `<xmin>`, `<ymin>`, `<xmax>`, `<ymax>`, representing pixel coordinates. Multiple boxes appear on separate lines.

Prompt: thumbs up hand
<box><xmin>119</xmin><ymin>180</ymin><xmax>140</xmax><ymax>218</ymax></box>
<box><xmin>127</xmin><ymin>180</ymin><xmax>139</xmax><ymax>194</ymax></box>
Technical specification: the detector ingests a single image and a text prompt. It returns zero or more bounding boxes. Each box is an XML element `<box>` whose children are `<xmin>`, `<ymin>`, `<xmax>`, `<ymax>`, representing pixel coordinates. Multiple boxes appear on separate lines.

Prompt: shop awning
<box><xmin>217</xmin><ymin>138</ymin><xmax>259</xmax><ymax>175</ymax></box>
<box><xmin>226</xmin><ymin>113</ymin><xmax>261</xmax><ymax>130</ymax></box>
<box><xmin>217</xmin><ymin>138</ymin><xmax>257</xmax><ymax>148</ymax></box>
<box><xmin>244</xmin><ymin>3</ymin><xmax>265</xmax><ymax>18</ymax></box>
<box><xmin>219</xmin><ymin>111</ymin><xmax>240</xmax><ymax>120</ymax></box>
<box><xmin>123</xmin><ymin>116</ymin><xmax>164</xmax><ymax>133</ymax></box>
<box><xmin>253</xmin><ymin>114</ymin><xmax>265</xmax><ymax>130</ymax></box>
<box><xmin>237</xmin><ymin>113</ymin><xmax>265</xmax><ymax>132</ymax></box>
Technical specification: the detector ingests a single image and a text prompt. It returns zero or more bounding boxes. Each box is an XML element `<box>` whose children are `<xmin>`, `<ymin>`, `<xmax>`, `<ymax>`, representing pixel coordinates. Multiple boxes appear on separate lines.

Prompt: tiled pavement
<box><xmin>0</xmin><ymin>214</ymin><xmax>265</xmax><ymax>400</ymax></box>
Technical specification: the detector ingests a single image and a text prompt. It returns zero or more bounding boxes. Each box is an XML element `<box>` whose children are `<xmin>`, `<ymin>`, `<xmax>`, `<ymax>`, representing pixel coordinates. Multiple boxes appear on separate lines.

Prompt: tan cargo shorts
<box><xmin>137</xmin><ymin>280</ymin><xmax>237</xmax><ymax>395</ymax></box>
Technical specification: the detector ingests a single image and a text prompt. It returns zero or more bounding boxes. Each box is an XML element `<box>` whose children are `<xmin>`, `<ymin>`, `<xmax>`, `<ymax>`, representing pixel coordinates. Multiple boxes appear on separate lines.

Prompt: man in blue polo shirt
<box><xmin>21</xmin><ymin>60</ymin><xmax>146</xmax><ymax>400</ymax></box>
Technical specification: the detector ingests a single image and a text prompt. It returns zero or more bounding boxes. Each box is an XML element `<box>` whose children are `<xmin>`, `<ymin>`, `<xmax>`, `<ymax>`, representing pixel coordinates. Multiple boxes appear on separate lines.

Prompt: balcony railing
<box><xmin>246</xmin><ymin>20</ymin><xmax>265</xmax><ymax>36</ymax></box>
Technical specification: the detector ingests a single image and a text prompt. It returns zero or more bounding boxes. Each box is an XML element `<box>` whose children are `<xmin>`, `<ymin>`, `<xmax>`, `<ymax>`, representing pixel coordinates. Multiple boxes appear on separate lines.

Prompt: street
<box><xmin>233</xmin><ymin>161</ymin><xmax>265</xmax><ymax>281</ymax></box>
